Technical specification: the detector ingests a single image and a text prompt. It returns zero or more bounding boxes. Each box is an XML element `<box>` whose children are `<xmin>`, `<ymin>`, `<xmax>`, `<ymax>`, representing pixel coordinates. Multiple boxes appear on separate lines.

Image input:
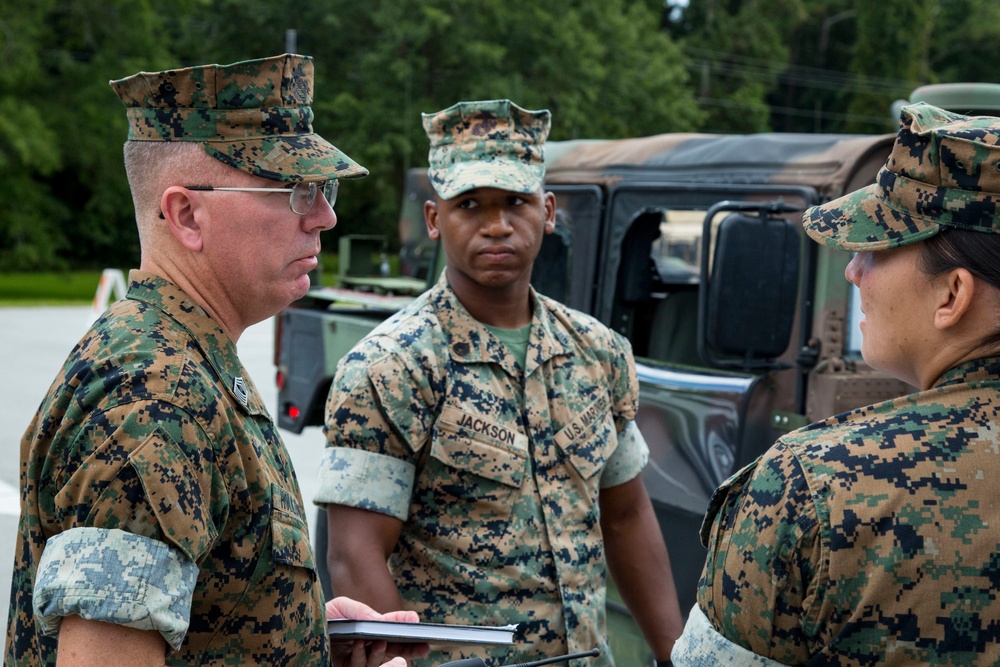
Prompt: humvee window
<box><xmin>651</xmin><ymin>210</ymin><xmax>702</xmax><ymax>286</ymax></box>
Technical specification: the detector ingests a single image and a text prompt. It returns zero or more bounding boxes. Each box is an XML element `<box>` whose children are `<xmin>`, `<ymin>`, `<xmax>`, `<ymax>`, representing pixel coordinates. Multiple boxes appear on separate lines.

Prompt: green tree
<box><xmin>286</xmin><ymin>0</ymin><xmax>702</xmax><ymax>243</ymax></box>
<box><xmin>766</xmin><ymin>0</ymin><xmax>860</xmax><ymax>132</ymax></box>
<box><xmin>0</xmin><ymin>0</ymin><xmax>64</xmax><ymax>269</ymax></box>
<box><xmin>0</xmin><ymin>0</ymin><xmax>200</xmax><ymax>271</ymax></box>
<box><xmin>667</xmin><ymin>0</ymin><xmax>809</xmax><ymax>132</ymax></box>
<box><xmin>778</xmin><ymin>0</ymin><xmax>1000</xmax><ymax>134</ymax></box>
<box><xmin>926</xmin><ymin>0</ymin><xmax>1000</xmax><ymax>85</ymax></box>
<box><xmin>1</xmin><ymin>0</ymin><xmax>699</xmax><ymax>269</ymax></box>
<box><xmin>843</xmin><ymin>0</ymin><xmax>936</xmax><ymax>132</ymax></box>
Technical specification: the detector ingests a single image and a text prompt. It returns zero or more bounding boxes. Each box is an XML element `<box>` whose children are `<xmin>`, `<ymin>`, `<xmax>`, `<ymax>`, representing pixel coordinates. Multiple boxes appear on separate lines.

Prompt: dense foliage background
<box><xmin>2</xmin><ymin>0</ymin><xmax>998</xmax><ymax>271</ymax></box>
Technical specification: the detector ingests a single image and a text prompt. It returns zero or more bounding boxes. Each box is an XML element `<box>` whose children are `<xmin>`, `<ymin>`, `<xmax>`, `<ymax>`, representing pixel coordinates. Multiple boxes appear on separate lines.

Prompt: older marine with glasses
<box><xmin>158</xmin><ymin>180</ymin><xmax>338</xmax><ymax>218</ymax></box>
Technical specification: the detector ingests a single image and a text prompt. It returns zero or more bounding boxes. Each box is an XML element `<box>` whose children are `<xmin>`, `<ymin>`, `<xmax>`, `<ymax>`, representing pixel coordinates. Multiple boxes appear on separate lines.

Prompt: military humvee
<box><xmin>273</xmin><ymin>84</ymin><xmax>1000</xmax><ymax>667</ymax></box>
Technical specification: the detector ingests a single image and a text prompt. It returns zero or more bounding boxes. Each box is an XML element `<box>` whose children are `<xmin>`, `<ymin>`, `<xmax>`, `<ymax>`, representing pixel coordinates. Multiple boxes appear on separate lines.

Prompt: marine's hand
<box><xmin>326</xmin><ymin>596</ymin><xmax>420</xmax><ymax>624</ymax></box>
<box><xmin>327</xmin><ymin>596</ymin><xmax>430</xmax><ymax>667</ymax></box>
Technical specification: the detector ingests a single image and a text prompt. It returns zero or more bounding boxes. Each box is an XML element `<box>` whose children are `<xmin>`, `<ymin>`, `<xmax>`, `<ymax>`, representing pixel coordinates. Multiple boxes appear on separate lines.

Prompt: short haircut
<box><xmin>123</xmin><ymin>141</ymin><xmax>233</xmax><ymax>222</ymax></box>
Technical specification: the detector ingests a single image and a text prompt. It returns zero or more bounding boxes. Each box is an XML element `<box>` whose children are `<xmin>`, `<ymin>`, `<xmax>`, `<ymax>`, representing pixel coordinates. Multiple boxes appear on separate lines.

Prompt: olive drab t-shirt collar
<box><xmin>125</xmin><ymin>270</ymin><xmax>267</xmax><ymax>416</ymax></box>
<box><xmin>429</xmin><ymin>272</ymin><xmax>572</xmax><ymax>377</ymax></box>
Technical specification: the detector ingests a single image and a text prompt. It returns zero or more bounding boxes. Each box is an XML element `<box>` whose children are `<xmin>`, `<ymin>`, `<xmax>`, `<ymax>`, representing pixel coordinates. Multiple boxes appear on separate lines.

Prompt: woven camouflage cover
<box><xmin>110</xmin><ymin>53</ymin><xmax>366</xmax><ymax>183</ymax></box>
<box><xmin>423</xmin><ymin>99</ymin><xmax>550</xmax><ymax>199</ymax></box>
<box><xmin>804</xmin><ymin>103</ymin><xmax>1000</xmax><ymax>251</ymax></box>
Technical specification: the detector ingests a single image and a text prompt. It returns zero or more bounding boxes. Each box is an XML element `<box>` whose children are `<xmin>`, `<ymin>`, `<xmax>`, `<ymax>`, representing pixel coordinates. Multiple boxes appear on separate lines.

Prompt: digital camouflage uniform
<box><xmin>693</xmin><ymin>356</ymin><xmax>1000</xmax><ymax>665</ymax></box>
<box><xmin>317</xmin><ymin>274</ymin><xmax>649</xmax><ymax>667</ymax></box>
<box><xmin>673</xmin><ymin>106</ymin><xmax>1000</xmax><ymax>666</ymax></box>
<box><xmin>7</xmin><ymin>272</ymin><xmax>327</xmax><ymax>666</ymax></box>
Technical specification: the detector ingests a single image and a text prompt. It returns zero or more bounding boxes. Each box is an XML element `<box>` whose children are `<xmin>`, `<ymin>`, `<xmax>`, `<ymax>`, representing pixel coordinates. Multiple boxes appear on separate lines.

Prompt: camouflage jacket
<box><xmin>318</xmin><ymin>274</ymin><xmax>648</xmax><ymax>667</ymax></box>
<box><xmin>687</xmin><ymin>356</ymin><xmax>1000</xmax><ymax>666</ymax></box>
<box><xmin>6</xmin><ymin>271</ymin><xmax>327</xmax><ymax>666</ymax></box>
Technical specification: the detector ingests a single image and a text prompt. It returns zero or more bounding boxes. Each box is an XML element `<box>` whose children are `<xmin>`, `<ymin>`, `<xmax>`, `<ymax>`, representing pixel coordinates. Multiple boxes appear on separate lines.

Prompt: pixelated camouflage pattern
<box><xmin>110</xmin><ymin>54</ymin><xmax>367</xmax><ymax>183</ymax></box>
<box><xmin>319</xmin><ymin>274</ymin><xmax>646</xmax><ymax>667</ymax></box>
<box><xmin>600</xmin><ymin>422</ymin><xmax>648</xmax><ymax>488</ymax></box>
<box><xmin>422</xmin><ymin>99</ymin><xmax>550</xmax><ymax>199</ymax></box>
<box><xmin>696</xmin><ymin>356</ymin><xmax>1000</xmax><ymax>666</ymax></box>
<box><xmin>315</xmin><ymin>447</ymin><xmax>414</xmax><ymax>518</ymax></box>
<box><xmin>6</xmin><ymin>271</ymin><xmax>328</xmax><ymax>666</ymax></box>
<box><xmin>33</xmin><ymin>528</ymin><xmax>197</xmax><ymax>651</ymax></box>
<box><xmin>804</xmin><ymin>103</ymin><xmax>1000</xmax><ymax>251</ymax></box>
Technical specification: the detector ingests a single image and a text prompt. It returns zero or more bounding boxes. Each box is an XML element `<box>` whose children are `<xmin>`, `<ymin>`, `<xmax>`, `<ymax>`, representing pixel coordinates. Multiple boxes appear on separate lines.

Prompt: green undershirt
<box><xmin>483</xmin><ymin>322</ymin><xmax>532</xmax><ymax>370</ymax></box>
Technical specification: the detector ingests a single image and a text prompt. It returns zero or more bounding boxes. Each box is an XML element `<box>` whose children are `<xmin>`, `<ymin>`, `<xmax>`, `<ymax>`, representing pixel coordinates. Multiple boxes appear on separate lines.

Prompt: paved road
<box><xmin>0</xmin><ymin>306</ymin><xmax>327</xmax><ymax>637</ymax></box>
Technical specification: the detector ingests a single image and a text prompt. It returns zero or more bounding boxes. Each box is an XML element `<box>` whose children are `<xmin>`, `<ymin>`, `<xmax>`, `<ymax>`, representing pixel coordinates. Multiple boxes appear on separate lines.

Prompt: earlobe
<box><xmin>161</xmin><ymin>186</ymin><xmax>203</xmax><ymax>251</ymax></box>
<box><xmin>934</xmin><ymin>268</ymin><xmax>975</xmax><ymax>330</ymax></box>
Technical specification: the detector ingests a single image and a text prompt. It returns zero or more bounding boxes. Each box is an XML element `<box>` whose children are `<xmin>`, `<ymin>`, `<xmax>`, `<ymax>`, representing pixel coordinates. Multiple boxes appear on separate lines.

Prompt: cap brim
<box><xmin>803</xmin><ymin>182</ymin><xmax>942</xmax><ymax>251</ymax></box>
<box><xmin>430</xmin><ymin>160</ymin><xmax>544</xmax><ymax>199</ymax></box>
<box><xmin>203</xmin><ymin>133</ymin><xmax>368</xmax><ymax>183</ymax></box>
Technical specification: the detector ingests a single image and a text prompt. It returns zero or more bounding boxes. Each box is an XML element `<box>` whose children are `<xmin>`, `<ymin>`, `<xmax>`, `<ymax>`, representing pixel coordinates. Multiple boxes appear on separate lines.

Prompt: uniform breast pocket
<box><xmin>417</xmin><ymin>408</ymin><xmax>528</xmax><ymax>565</ymax></box>
<box><xmin>269</xmin><ymin>484</ymin><xmax>316</xmax><ymax>573</ymax></box>
<box><xmin>554</xmin><ymin>395</ymin><xmax>617</xmax><ymax>481</ymax></box>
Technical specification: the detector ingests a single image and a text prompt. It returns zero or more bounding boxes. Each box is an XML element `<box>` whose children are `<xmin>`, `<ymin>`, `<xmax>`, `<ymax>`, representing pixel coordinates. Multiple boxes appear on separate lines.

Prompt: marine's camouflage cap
<box><xmin>804</xmin><ymin>103</ymin><xmax>1000</xmax><ymax>251</ymax></box>
<box><xmin>422</xmin><ymin>99</ymin><xmax>550</xmax><ymax>199</ymax></box>
<box><xmin>109</xmin><ymin>54</ymin><xmax>367</xmax><ymax>183</ymax></box>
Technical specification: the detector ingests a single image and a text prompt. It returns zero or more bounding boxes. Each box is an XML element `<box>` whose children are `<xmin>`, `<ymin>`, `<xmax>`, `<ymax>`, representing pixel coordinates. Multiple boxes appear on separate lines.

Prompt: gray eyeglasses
<box><xmin>182</xmin><ymin>180</ymin><xmax>338</xmax><ymax>215</ymax></box>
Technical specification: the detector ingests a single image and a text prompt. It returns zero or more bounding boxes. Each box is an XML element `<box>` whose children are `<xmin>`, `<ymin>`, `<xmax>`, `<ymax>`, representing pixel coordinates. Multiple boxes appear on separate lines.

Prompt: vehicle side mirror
<box><xmin>699</xmin><ymin>209</ymin><xmax>801</xmax><ymax>369</ymax></box>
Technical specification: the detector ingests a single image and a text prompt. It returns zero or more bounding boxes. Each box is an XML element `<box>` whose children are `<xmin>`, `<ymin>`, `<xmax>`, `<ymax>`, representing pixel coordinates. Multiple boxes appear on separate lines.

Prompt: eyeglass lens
<box><xmin>289</xmin><ymin>180</ymin><xmax>339</xmax><ymax>215</ymax></box>
<box><xmin>322</xmin><ymin>180</ymin><xmax>338</xmax><ymax>208</ymax></box>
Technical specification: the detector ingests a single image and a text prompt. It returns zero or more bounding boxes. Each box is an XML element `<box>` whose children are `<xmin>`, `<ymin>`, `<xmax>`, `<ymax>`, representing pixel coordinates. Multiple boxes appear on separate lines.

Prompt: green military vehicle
<box><xmin>273</xmin><ymin>84</ymin><xmax>1000</xmax><ymax>666</ymax></box>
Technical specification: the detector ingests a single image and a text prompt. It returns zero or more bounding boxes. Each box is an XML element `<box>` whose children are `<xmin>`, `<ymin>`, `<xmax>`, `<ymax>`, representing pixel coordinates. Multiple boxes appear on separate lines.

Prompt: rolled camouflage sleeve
<box><xmin>673</xmin><ymin>603</ymin><xmax>792</xmax><ymax>666</ymax></box>
<box><xmin>696</xmin><ymin>441</ymin><xmax>823</xmax><ymax>664</ymax></box>
<box><xmin>33</xmin><ymin>527</ymin><xmax>198</xmax><ymax>651</ymax></box>
<box><xmin>600</xmin><ymin>421</ymin><xmax>649</xmax><ymax>488</ymax></box>
<box><xmin>26</xmin><ymin>400</ymin><xmax>222</xmax><ymax>652</ymax></box>
<box><xmin>315</xmin><ymin>448</ymin><xmax>415</xmax><ymax>519</ymax></box>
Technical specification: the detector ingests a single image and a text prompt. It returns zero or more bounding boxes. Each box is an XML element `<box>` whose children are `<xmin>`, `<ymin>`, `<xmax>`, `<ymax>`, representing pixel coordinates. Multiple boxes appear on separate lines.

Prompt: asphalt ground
<box><xmin>0</xmin><ymin>305</ymin><xmax>327</xmax><ymax>637</ymax></box>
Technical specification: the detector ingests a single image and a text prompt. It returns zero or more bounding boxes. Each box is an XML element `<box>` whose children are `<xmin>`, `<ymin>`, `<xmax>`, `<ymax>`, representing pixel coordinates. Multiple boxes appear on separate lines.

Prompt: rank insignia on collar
<box><xmin>233</xmin><ymin>376</ymin><xmax>249</xmax><ymax>407</ymax></box>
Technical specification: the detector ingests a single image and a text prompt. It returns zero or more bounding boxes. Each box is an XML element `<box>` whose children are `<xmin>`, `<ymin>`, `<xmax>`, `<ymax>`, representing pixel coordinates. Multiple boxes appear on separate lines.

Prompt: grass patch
<box><xmin>0</xmin><ymin>254</ymin><xmax>402</xmax><ymax>305</ymax></box>
<box><xmin>0</xmin><ymin>271</ymin><xmax>111</xmax><ymax>305</ymax></box>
